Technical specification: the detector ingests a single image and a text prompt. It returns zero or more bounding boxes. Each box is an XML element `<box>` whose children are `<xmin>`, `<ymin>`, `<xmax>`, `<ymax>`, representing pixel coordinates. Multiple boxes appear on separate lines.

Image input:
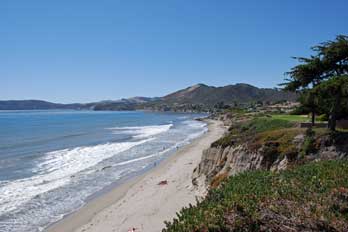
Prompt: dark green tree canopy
<box><xmin>283</xmin><ymin>35</ymin><xmax>348</xmax><ymax>92</ymax></box>
<box><xmin>282</xmin><ymin>35</ymin><xmax>348</xmax><ymax>130</ymax></box>
<box><xmin>314</xmin><ymin>35</ymin><xmax>348</xmax><ymax>76</ymax></box>
<box><xmin>283</xmin><ymin>56</ymin><xmax>327</xmax><ymax>91</ymax></box>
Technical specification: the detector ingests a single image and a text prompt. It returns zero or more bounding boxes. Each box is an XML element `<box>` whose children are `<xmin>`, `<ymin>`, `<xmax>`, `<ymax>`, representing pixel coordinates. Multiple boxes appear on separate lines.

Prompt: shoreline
<box><xmin>46</xmin><ymin>119</ymin><xmax>225</xmax><ymax>232</ymax></box>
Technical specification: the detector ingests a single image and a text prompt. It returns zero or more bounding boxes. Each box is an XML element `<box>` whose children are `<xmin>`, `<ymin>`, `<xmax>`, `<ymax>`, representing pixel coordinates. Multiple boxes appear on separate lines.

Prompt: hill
<box><xmin>0</xmin><ymin>100</ymin><xmax>84</xmax><ymax>110</ymax></box>
<box><xmin>162</xmin><ymin>83</ymin><xmax>297</xmax><ymax>105</ymax></box>
<box><xmin>0</xmin><ymin>83</ymin><xmax>297</xmax><ymax>111</ymax></box>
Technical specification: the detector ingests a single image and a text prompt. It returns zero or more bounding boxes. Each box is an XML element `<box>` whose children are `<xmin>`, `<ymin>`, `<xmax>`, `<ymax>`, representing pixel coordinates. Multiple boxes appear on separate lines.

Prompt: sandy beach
<box><xmin>47</xmin><ymin>119</ymin><xmax>225</xmax><ymax>232</ymax></box>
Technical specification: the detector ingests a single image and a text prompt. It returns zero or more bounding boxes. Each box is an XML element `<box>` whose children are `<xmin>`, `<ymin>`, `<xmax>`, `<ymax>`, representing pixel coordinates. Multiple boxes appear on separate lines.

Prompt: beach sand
<box><xmin>47</xmin><ymin>119</ymin><xmax>224</xmax><ymax>232</ymax></box>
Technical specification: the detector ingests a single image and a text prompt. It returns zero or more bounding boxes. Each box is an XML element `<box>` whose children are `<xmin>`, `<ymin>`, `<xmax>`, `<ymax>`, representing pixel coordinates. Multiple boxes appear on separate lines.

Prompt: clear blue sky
<box><xmin>1</xmin><ymin>0</ymin><xmax>347</xmax><ymax>103</ymax></box>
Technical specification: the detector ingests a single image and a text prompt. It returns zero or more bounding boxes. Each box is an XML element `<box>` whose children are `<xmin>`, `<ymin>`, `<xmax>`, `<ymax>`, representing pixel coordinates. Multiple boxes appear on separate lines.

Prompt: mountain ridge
<box><xmin>162</xmin><ymin>83</ymin><xmax>297</xmax><ymax>105</ymax></box>
<box><xmin>0</xmin><ymin>83</ymin><xmax>297</xmax><ymax>111</ymax></box>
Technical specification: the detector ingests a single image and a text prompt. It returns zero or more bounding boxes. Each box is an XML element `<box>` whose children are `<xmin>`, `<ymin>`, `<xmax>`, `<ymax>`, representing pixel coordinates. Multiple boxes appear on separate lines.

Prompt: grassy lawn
<box><xmin>245</xmin><ymin>117</ymin><xmax>295</xmax><ymax>133</ymax></box>
<box><xmin>271</xmin><ymin>114</ymin><xmax>309</xmax><ymax>122</ymax></box>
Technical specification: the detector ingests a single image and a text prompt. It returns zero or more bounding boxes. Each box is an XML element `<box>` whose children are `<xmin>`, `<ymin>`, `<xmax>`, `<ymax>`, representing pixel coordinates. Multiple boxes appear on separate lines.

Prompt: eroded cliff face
<box><xmin>192</xmin><ymin>145</ymin><xmax>286</xmax><ymax>192</ymax></box>
<box><xmin>193</xmin><ymin>133</ymin><xmax>348</xmax><ymax>191</ymax></box>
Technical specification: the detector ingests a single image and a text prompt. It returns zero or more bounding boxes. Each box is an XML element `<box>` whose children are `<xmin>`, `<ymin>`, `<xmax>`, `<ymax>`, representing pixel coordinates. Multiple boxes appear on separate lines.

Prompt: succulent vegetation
<box><xmin>163</xmin><ymin>160</ymin><xmax>348</xmax><ymax>231</ymax></box>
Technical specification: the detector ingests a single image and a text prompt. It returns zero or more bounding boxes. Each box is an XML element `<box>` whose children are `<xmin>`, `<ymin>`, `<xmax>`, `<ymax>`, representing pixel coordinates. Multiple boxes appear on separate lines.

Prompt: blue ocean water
<box><xmin>0</xmin><ymin>110</ymin><xmax>207</xmax><ymax>232</ymax></box>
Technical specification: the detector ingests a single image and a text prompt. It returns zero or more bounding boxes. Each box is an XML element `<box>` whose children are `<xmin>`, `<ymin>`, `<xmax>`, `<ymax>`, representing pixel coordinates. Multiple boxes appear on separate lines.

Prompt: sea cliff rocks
<box><xmin>193</xmin><ymin>132</ymin><xmax>348</xmax><ymax>190</ymax></box>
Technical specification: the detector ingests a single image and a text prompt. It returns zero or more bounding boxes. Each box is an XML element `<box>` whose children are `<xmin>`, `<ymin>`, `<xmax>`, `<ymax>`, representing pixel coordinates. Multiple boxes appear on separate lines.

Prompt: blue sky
<box><xmin>1</xmin><ymin>0</ymin><xmax>348</xmax><ymax>103</ymax></box>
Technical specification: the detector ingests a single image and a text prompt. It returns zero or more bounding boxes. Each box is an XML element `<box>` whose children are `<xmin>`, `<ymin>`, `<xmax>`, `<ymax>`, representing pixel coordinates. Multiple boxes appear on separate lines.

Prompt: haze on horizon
<box><xmin>1</xmin><ymin>0</ymin><xmax>348</xmax><ymax>103</ymax></box>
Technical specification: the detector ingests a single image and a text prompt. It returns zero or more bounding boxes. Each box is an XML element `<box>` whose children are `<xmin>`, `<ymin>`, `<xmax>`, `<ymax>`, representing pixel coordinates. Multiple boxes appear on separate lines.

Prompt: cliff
<box><xmin>193</xmin><ymin>116</ymin><xmax>348</xmax><ymax>190</ymax></box>
<box><xmin>193</xmin><ymin>136</ymin><xmax>348</xmax><ymax>190</ymax></box>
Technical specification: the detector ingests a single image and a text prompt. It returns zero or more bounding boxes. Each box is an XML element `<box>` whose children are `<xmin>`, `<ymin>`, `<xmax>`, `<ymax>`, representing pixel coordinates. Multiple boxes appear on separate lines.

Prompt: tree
<box><xmin>282</xmin><ymin>35</ymin><xmax>348</xmax><ymax>128</ymax></box>
<box><xmin>214</xmin><ymin>101</ymin><xmax>225</xmax><ymax>109</ymax></box>
<box><xmin>282</xmin><ymin>56</ymin><xmax>327</xmax><ymax>125</ymax></box>
<box><xmin>313</xmin><ymin>76</ymin><xmax>348</xmax><ymax>131</ymax></box>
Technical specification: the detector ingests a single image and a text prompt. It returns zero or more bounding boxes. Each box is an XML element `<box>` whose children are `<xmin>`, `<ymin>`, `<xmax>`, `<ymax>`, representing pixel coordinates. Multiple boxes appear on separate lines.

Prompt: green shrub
<box><xmin>211</xmin><ymin>133</ymin><xmax>236</xmax><ymax>148</ymax></box>
<box><xmin>163</xmin><ymin>161</ymin><xmax>348</xmax><ymax>231</ymax></box>
<box><xmin>253</xmin><ymin>128</ymin><xmax>303</xmax><ymax>159</ymax></box>
<box><xmin>212</xmin><ymin>117</ymin><xmax>295</xmax><ymax>148</ymax></box>
<box><xmin>290</xmin><ymin>106</ymin><xmax>310</xmax><ymax>115</ymax></box>
<box><xmin>301</xmin><ymin>127</ymin><xmax>317</xmax><ymax>156</ymax></box>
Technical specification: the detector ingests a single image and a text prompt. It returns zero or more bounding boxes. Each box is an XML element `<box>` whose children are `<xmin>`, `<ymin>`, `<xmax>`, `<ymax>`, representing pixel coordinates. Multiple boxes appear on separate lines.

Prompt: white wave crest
<box><xmin>182</xmin><ymin>120</ymin><xmax>207</xmax><ymax>128</ymax></box>
<box><xmin>0</xmin><ymin>139</ymin><xmax>151</xmax><ymax>214</ymax></box>
<box><xmin>109</xmin><ymin>123</ymin><xmax>173</xmax><ymax>138</ymax></box>
<box><xmin>113</xmin><ymin>146</ymin><xmax>172</xmax><ymax>167</ymax></box>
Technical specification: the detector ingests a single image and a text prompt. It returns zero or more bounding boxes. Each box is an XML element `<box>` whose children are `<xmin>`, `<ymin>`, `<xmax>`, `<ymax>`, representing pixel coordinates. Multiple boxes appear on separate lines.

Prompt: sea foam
<box><xmin>109</xmin><ymin>123</ymin><xmax>173</xmax><ymax>138</ymax></box>
<box><xmin>0</xmin><ymin>139</ymin><xmax>151</xmax><ymax>215</ymax></box>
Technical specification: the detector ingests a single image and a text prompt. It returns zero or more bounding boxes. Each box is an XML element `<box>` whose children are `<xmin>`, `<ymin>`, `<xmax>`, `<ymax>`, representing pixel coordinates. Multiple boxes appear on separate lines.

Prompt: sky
<box><xmin>1</xmin><ymin>0</ymin><xmax>348</xmax><ymax>103</ymax></box>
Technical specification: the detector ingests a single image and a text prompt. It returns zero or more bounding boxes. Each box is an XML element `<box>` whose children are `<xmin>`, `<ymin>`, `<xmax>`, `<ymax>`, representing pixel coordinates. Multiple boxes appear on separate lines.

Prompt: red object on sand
<box><xmin>158</xmin><ymin>180</ymin><xmax>168</xmax><ymax>185</ymax></box>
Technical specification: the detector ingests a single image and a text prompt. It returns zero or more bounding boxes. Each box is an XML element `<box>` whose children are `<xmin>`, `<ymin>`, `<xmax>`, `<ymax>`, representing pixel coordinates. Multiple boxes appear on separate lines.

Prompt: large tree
<box><xmin>282</xmin><ymin>35</ymin><xmax>348</xmax><ymax>129</ymax></box>
<box><xmin>282</xmin><ymin>56</ymin><xmax>327</xmax><ymax>125</ymax></box>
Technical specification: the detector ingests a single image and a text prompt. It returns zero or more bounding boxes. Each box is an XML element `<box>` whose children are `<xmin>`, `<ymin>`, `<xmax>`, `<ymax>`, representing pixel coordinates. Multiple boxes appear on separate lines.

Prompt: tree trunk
<box><xmin>311</xmin><ymin>110</ymin><xmax>315</xmax><ymax>126</ymax></box>
<box><xmin>329</xmin><ymin>94</ymin><xmax>341</xmax><ymax>131</ymax></box>
<box><xmin>329</xmin><ymin>113</ymin><xmax>337</xmax><ymax>131</ymax></box>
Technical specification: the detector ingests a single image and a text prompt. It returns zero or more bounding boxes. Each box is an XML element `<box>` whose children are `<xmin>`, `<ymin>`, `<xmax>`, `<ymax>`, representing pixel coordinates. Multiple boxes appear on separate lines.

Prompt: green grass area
<box><xmin>245</xmin><ymin>117</ymin><xmax>295</xmax><ymax>133</ymax></box>
<box><xmin>224</xmin><ymin>108</ymin><xmax>247</xmax><ymax>114</ymax></box>
<box><xmin>271</xmin><ymin>114</ymin><xmax>309</xmax><ymax>122</ymax></box>
<box><xmin>163</xmin><ymin>160</ymin><xmax>348</xmax><ymax>231</ymax></box>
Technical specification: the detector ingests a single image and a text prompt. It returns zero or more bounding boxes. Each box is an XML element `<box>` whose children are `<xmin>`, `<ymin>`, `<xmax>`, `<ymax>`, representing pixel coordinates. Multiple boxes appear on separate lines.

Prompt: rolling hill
<box><xmin>162</xmin><ymin>83</ymin><xmax>297</xmax><ymax>105</ymax></box>
<box><xmin>0</xmin><ymin>83</ymin><xmax>297</xmax><ymax>111</ymax></box>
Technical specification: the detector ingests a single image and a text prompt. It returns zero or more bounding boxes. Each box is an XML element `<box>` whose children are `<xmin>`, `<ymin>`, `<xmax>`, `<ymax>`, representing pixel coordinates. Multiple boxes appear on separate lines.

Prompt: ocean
<box><xmin>0</xmin><ymin>110</ymin><xmax>208</xmax><ymax>232</ymax></box>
